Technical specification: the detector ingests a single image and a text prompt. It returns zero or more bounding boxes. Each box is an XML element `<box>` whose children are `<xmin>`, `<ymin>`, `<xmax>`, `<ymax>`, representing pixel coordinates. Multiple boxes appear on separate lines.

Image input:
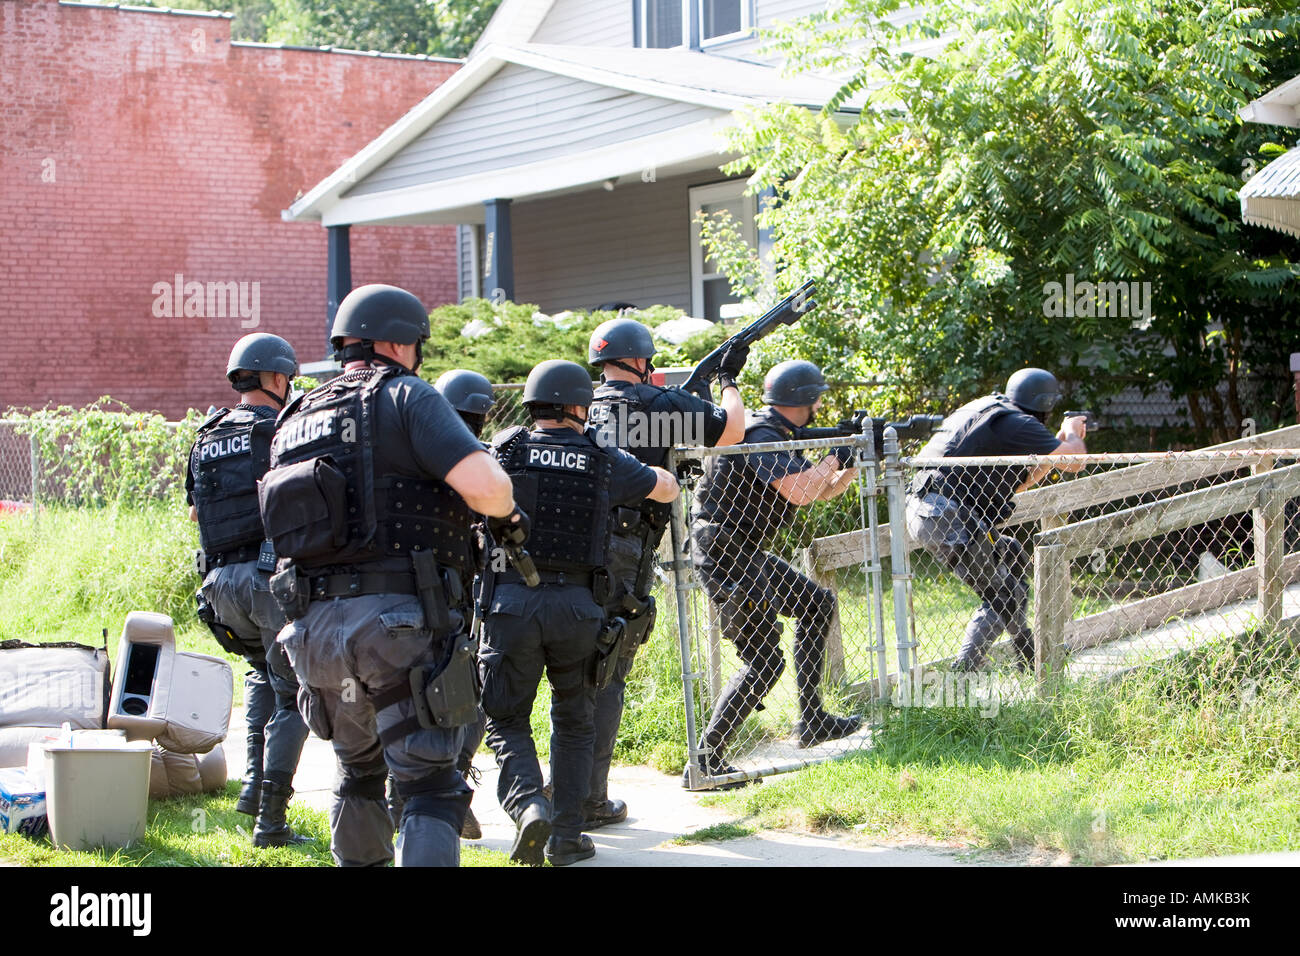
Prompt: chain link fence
<box><xmin>666</xmin><ymin>424</ymin><xmax>1300</xmax><ymax>790</ymax></box>
<box><xmin>670</xmin><ymin>432</ymin><xmax>891</xmax><ymax>790</ymax></box>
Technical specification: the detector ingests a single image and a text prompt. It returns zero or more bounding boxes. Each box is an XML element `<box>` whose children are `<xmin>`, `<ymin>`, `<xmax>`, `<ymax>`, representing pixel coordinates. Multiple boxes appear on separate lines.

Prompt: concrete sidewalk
<box><xmin>230</xmin><ymin>706</ymin><xmax>970</xmax><ymax>867</ymax></box>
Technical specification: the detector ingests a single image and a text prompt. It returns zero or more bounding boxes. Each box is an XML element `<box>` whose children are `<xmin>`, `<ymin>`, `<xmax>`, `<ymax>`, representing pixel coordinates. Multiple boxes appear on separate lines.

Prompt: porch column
<box><xmin>757</xmin><ymin>185</ymin><xmax>778</xmax><ymax>283</ymax></box>
<box><xmin>326</xmin><ymin>225</ymin><xmax>352</xmax><ymax>352</ymax></box>
<box><xmin>483</xmin><ymin>198</ymin><xmax>514</xmax><ymax>303</ymax></box>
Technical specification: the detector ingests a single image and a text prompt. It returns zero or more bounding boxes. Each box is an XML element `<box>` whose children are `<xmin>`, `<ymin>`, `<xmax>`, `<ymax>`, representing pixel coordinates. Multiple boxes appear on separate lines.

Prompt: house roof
<box><xmin>1240</xmin><ymin>145</ymin><xmax>1300</xmax><ymax>239</ymax></box>
<box><xmin>283</xmin><ymin>42</ymin><xmax>856</xmax><ymax>226</ymax></box>
<box><xmin>1239</xmin><ymin>74</ymin><xmax>1300</xmax><ymax>128</ymax></box>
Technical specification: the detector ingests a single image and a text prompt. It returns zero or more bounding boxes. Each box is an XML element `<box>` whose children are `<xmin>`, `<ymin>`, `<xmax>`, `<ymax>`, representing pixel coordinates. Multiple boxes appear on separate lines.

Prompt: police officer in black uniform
<box><xmin>432</xmin><ymin>368</ymin><xmax>497</xmax><ymax>841</ymax></box>
<box><xmin>688</xmin><ymin>360</ymin><xmax>861</xmax><ymax>786</ymax></box>
<box><xmin>482</xmin><ymin>359</ymin><xmax>677</xmax><ymax>866</ymax></box>
<box><xmin>261</xmin><ymin>285</ymin><xmax>522</xmax><ymax>867</ymax></box>
<box><xmin>581</xmin><ymin>317</ymin><xmax>747</xmax><ymax>825</ymax></box>
<box><xmin>187</xmin><ymin>333</ymin><xmax>311</xmax><ymax>847</ymax></box>
<box><xmin>906</xmin><ymin>368</ymin><xmax>1087</xmax><ymax>670</ymax></box>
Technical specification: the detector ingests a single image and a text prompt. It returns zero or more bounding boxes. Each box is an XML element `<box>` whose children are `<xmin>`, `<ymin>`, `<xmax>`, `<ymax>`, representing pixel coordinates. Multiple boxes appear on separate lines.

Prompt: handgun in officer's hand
<box><xmin>488</xmin><ymin>506</ymin><xmax>540</xmax><ymax>587</ymax></box>
<box><xmin>1063</xmin><ymin>410</ymin><xmax>1100</xmax><ymax>432</ymax></box>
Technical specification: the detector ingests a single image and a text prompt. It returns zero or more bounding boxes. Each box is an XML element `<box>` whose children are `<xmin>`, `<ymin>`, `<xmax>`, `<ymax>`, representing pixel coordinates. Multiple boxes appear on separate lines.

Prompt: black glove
<box><xmin>487</xmin><ymin>506</ymin><xmax>530</xmax><ymax>547</ymax></box>
<box><xmin>717</xmin><ymin>342</ymin><xmax>750</xmax><ymax>382</ymax></box>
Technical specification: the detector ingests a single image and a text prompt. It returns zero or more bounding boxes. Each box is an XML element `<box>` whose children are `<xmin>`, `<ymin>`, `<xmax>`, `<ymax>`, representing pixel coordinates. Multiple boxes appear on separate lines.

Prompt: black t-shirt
<box><xmin>365</xmin><ymin>370</ymin><xmax>485</xmax><ymax>481</ymax></box>
<box><xmin>528</xmin><ymin>424</ymin><xmax>660</xmax><ymax>507</ymax></box>
<box><xmin>589</xmin><ymin>380</ymin><xmax>729</xmax><ymax>469</ymax></box>
<box><xmin>693</xmin><ymin>407</ymin><xmax>813</xmax><ymax>542</ymax></box>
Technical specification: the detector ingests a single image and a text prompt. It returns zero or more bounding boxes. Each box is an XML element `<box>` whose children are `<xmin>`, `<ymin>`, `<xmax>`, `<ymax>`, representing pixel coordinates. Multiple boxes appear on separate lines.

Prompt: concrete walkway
<box><xmin>230</xmin><ymin>706</ymin><xmax>971</xmax><ymax>867</ymax></box>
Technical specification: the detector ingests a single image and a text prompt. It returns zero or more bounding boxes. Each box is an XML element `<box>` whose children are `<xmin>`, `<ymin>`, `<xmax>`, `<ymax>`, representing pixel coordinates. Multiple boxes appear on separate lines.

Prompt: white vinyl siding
<box><xmin>346</xmin><ymin>64</ymin><xmax>722</xmax><ymax>197</ymax></box>
<box><xmin>511</xmin><ymin>172</ymin><xmax>717</xmax><ymax>313</ymax></box>
<box><xmin>532</xmin><ymin>0</ymin><xmax>633</xmax><ymax>45</ymax></box>
<box><xmin>713</xmin><ymin>0</ymin><xmax>826</xmax><ymax>62</ymax></box>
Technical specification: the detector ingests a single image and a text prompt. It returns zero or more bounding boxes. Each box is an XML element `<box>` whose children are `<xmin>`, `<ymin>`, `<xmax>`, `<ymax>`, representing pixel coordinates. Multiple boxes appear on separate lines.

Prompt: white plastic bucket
<box><xmin>43</xmin><ymin>741</ymin><xmax>152</xmax><ymax>851</ymax></box>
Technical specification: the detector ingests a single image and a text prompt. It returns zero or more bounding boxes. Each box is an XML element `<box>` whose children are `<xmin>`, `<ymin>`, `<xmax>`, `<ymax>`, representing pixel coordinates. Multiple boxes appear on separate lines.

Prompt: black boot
<box><xmin>795</xmin><ymin>710</ymin><xmax>862</xmax><ymax>748</ymax></box>
<box><xmin>236</xmin><ymin>732</ymin><xmax>264</xmax><ymax>816</ymax></box>
<box><xmin>510</xmin><ymin>800</ymin><xmax>552</xmax><ymax>867</ymax></box>
<box><xmin>545</xmin><ymin>833</ymin><xmax>595</xmax><ymax>866</ymax></box>
<box><xmin>253</xmin><ymin>780</ymin><xmax>312</xmax><ymax>847</ymax></box>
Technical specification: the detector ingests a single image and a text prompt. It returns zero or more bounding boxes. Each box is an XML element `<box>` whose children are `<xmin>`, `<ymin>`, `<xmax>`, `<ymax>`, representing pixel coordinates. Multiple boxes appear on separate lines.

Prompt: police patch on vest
<box><xmin>199</xmin><ymin>432</ymin><xmax>251</xmax><ymax>461</ymax></box>
<box><xmin>526</xmin><ymin>446</ymin><xmax>593</xmax><ymax>472</ymax></box>
<box><xmin>272</xmin><ymin>408</ymin><xmax>348</xmax><ymax>457</ymax></box>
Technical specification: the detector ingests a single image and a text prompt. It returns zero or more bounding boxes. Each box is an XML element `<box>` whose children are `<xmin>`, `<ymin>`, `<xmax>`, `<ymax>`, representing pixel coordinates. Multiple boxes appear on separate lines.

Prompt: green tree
<box><xmin>705</xmin><ymin>0</ymin><xmax>1300</xmax><ymax>441</ymax></box>
<box><xmin>113</xmin><ymin>0</ymin><xmax>500</xmax><ymax>57</ymax></box>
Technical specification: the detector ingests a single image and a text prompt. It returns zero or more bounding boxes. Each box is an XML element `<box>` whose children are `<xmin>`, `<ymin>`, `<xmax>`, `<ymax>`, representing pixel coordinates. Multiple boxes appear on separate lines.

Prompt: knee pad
<box><xmin>807</xmin><ymin>586</ymin><xmax>836</xmax><ymax>630</ymax></box>
<box><xmin>750</xmin><ymin>650</ymin><xmax>786</xmax><ymax>698</ymax></box>
<box><xmin>397</xmin><ymin>770</ymin><xmax>471</xmax><ymax>831</ymax></box>
<box><xmin>336</xmin><ymin>771</ymin><xmax>387</xmax><ymax>801</ymax></box>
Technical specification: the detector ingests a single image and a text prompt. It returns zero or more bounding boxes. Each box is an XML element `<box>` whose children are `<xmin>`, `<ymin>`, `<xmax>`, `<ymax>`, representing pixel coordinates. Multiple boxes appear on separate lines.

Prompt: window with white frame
<box><xmin>635</xmin><ymin>0</ymin><xmax>752</xmax><ymax>49</ymax></box>
<box><xmin>700</xmin><ymin>0</ymin><xmax>750</xmax><ymax>44</ymax></box>
<box><xmin>690</xmin><ymin>180</ymin><xmax>757</xmax><ymax>322</ymax></box>
<box><xmin>637</xmin><ymin>0</ymin><xmax>686</xmax><ymax>48</ymax></box>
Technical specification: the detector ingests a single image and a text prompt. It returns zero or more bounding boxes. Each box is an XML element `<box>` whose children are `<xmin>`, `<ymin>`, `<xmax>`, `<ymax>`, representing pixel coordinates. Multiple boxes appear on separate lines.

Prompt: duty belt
<box><xmin>206</xmin><ymin>543</ymin><xmax>262</xmax><ymax>568</ymax></box>
<box><xmin>309</xmin><ymin>571</ymin><xmax>418</xmax><ymax>600</ymax></box>
<box><xmin>498</xmin><ymin>569</ymin><xmax>595</xmax><ymax>589</ymax></box>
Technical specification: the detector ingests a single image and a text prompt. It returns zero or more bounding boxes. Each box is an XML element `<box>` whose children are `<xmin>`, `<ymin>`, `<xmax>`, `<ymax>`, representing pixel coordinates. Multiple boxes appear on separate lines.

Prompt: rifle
<box><xmin>801</xmin><ymin>412</ymin><xmax>945</xmax><ymax>465</ymax></box>
<box><xmin>678</xmin><ymin>280</ymin><xmax>817</xmax><ymax>403</ymax></box>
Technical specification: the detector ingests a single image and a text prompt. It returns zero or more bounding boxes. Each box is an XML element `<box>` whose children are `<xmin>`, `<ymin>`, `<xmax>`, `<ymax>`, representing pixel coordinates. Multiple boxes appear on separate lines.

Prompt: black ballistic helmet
<box><xmin>523</xmin><ymin>360</ymin><xmax>594</xmax><ymax>408</ymax></box>
<box><xmin>588</xmin><ymin>318</ymin><xmax>657</xmax><ymax>365</ymax></box>
<box><xmin>227</xmin><ymin>333</ymin><xmax>297</xmax><ymax>407</ymax></box>
<box><xmin>762</xmin><ymin>360</ymin><xmax>829</xmax><ymax>406</ymax></box>
<box><xmin>1006</xmin><ymin>368</ymin><xmax>1061</xmax><ymax>414</ymax></box>
<box><xmin>227</xmin><ymin>333</ymin><xmax>298</xmax><ymax>384</ymax></box>
<box><xmin>330</xmin><ymin>284</ymin><xmax>430</xmax><ymax>350</ymax></box>
<box><xmin>435</xmin><ymin>369</ymin><xmax>495</xmax><ymax>414</ymax></box>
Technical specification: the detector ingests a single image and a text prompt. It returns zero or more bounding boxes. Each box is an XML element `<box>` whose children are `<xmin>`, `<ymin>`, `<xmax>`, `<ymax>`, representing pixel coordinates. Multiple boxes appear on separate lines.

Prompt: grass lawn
<box><xmin>0</xmin><ymin>781</ymin><xmax>513</xmax><ymax>867</ymax></box>
<box><xmin>700</xmin><ymin>630</ymin><xmax>1300</xmax><ymax>864</ymax></box>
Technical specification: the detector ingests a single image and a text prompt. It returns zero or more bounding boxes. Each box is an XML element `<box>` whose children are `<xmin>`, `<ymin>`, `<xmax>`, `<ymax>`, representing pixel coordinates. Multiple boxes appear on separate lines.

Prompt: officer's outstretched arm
<box><xmin>717</xmin><ymin>386</ymin><xmax>747</xmax><ymax>447</ymax></box>
<box><xmin>1020</xmin><ymin>420</ymin><xmax>1088</xmax><ymax>491</ymax></box>
<box><xmin>772</xmin><ymin>455</ymin><xmax>840</xmax><ymax>506</ymax></box>
<box><xmin>445</xmin><ymin>449</ymin><xmax>516</xmax><ymax>518</ymax></box>
<box><xmin>646</xmin><ymin>466</ymin><xmax>679</xmax><ymax>503</ymax></box>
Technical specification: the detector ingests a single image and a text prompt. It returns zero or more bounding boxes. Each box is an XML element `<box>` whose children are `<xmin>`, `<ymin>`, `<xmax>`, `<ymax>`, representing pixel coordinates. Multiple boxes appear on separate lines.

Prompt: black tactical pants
<box><xmin>279</xmin><ymin>594</ymin><xmax>471</xmax><ymax>867</ymax></box>
<box><xmin>201</xmin><ymin>561</ymin><xmax>308</xmax><ymax>785</ymax></box>
<box><xmin>692</xmin><ymin>523</ymin><xmax>836</xmax><ymax>758</ymax></box>
<box><xmin>480</xmin><ymin>581</ymin><xmax>605</xmax><ymax>841</ymax></box>
<box><xmin>588</xmin><ymin>531</ymin><xmax>643</xmax><ymax>808</ymax></box>
<box><xmin>906</xmin><ymin>493</ymin><xmax>1033</xmax><ymax>668</ymax></box>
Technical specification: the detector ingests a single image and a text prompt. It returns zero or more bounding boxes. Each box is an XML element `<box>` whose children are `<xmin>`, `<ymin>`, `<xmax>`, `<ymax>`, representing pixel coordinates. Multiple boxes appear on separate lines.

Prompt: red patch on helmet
<box><xmin>594</xmin><ymin>338</ymin><xmax>609</xmax><ymax>351</ymax></box>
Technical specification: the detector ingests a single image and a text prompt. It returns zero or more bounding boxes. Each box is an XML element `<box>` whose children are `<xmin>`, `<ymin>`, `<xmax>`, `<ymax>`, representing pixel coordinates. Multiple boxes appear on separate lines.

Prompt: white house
<box><xmin>283</xmin><ymin>1</ymin><xmax>925</xmax><ymax>327</ymax></box>
<box><xmin>1239</xmin><ymin>74</ymin><xmax>1300</xmax><ymax>239</ymax></box>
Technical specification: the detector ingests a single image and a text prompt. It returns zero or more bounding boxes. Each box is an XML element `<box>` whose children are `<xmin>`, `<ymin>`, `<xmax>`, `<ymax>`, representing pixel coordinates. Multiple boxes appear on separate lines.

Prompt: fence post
<box><xmin>858</xmin><ymin>424</ymin><xmax>889</xmax><ymax>702</ymax></box>
<box><xmin>1033</xmin><ymin>541</ymin><xmax>1070</xmax><ymax>686</ymax></box>
<box><xmin>666</xmin><ymin>452</ymin><xmax>704</xmax><ymax>789</ymax></box>
<box><xmin>882</xmin><ymin>428</ymin><xmax>918</xmax><ymax>703</ymax></box>
<box><xmin>1253</xmin><ymin>457</ymin><xmax>1283</xmax><ymax>631</ymax></box>
<box><xmin>28</xmin><ymin>433</ymin><xmax>39</xmax><ymax>533</ymax></box>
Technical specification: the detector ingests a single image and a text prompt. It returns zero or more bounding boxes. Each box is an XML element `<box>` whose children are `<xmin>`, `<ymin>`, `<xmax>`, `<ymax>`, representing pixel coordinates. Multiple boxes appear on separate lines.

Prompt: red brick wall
<box><xmin>0</xmin><ymin>0</ymin><xmax>460</xmax><ymax>418</ymax></box>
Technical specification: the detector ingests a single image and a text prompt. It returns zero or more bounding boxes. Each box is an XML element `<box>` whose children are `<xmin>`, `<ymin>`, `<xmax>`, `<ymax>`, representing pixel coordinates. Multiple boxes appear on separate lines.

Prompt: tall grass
<box><xmin>710</xmin><ymin>630</ymin><xmax>1300</xmax><ymax>862</ymax></box>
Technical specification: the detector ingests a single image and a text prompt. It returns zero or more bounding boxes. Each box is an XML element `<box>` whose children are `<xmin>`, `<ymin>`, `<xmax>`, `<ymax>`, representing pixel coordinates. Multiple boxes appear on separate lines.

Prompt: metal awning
<box><xmin>1240</xmin><ymin>146</ymin><xmax>1300</xmax><ymax>240</ymax></box>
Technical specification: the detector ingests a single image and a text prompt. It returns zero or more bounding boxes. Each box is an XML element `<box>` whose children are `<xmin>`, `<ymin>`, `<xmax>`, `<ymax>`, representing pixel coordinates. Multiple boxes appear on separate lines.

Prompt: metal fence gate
<box><xmin>667</xmin><ymin>424</ymin><xmax>1300</xmax><ymax>791</ymax></box>
<box><xmin>669</xmin><ymin>429</ymin><xmax>900</xmax><ymax>790</ymax></box>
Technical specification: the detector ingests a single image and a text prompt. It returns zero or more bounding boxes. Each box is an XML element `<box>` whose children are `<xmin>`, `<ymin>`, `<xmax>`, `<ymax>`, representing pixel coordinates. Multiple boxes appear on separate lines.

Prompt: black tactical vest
<box><xmin>190</xmin><ymin>406</ymin><xmax>275</xmax><ymax>558</ymax></box>
<box><xmin>265</xmin><ymin>367</ymin><xmax>473</xmax><ymax>577</ymax></box>
<box><xmin>589</xmin><ymin>379</ymin><xmax>672</xmax><ymax>534</ymax></box>
<box><xmin>693</xmin><ymin>407</ymin><xmax>799</xmax><ymax>543</ymax></box>
<box><xmin>494</xmin><ymin>426</ymin><xmax>613</xmax><ymax>573</ymax></box>
<box><xmin>911</xmin><ymin>393</ymin><xmax>1027</xmax><ymax>524</ymax></box>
